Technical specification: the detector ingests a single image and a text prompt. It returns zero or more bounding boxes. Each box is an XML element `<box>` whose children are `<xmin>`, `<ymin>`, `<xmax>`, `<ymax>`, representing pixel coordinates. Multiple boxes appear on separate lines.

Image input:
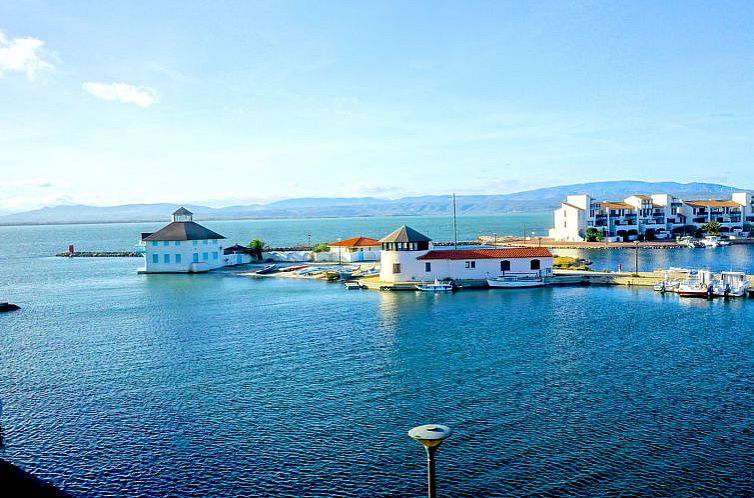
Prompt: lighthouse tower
<box><xmin>378</xmin><ymin>225</ymin><xmax>433</xmax><ymax>282</ymax></box>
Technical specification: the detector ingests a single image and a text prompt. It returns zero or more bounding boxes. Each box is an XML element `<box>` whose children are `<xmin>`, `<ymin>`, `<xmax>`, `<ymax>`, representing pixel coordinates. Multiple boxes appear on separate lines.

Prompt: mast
<box><xmin>452</xmin><ymin>193</ymin><xmax>458</xmax><ymax>249</ymax></box>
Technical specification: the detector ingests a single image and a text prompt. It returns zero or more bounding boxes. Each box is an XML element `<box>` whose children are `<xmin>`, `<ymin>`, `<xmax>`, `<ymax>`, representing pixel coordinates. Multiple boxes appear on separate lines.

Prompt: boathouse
<box><xmin>324</xmin><ymin>236</ymin><xmax>381</xmax><ymax>262</ymax></box>
<box><xmin>140</xmin><ymin>207</ymin><xmax>227</xmax><ymax>273</ymax></box>
<box><xmin>378</xmin><ymin>225</ymin><xmax>553</xmax><ymax>282</ymax></box>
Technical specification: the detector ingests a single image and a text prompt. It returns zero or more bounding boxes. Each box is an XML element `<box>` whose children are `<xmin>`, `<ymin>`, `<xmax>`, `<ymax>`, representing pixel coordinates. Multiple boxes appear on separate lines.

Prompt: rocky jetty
<box><xmin>55</xmin><ymin>251</ymin><xmax>141</xmax><ymax>257</ymax></box>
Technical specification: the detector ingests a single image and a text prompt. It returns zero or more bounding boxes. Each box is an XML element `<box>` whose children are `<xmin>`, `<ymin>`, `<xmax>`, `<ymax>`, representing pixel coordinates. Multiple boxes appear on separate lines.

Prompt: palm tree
<box><xmin>700</xmin><ymin>221</ymin><xmax>721</xmax><ymax>236</ymax></box>
<box><xmin>248</xmin><ymin>239</ymin><xmax>267</xmax><ymax>260</ymax></box>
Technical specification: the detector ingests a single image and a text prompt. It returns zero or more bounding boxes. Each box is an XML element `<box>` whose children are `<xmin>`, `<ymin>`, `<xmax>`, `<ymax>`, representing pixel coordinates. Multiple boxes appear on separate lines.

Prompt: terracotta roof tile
<box><xmin>684</xmin><ymin>200</ymin><xmax>741</xmax><ymax>208</ymax></box>
<box><xmin>417</xmin><ymin>247</ymin><xmax>552</xmax><ymax>260</ymax></box>
<box><xmin>328</xmin><ymin>236</ymin><xmax>381</xmax><ymax>247</ymax></box>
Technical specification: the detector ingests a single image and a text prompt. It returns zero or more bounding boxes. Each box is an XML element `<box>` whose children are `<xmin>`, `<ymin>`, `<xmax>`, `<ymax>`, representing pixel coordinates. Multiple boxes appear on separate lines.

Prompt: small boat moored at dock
<box><xmin>712</xmin><ymin>271</ymin><xmax>750</xmax><ymax>297</ymax></box>
<box><xmin>486</xmin><ymin>273</ymin><xmax>544</xmax><ymax>288</ymax></box>
<box><xmin>415</xmin><ymin>279</ymin><xmax>454</xmax><ymax>292</ymax></box>
<box><xmin>677</xmin><ymin>270</ymin><xmax>714</xmax><ymax>298</ymax></box>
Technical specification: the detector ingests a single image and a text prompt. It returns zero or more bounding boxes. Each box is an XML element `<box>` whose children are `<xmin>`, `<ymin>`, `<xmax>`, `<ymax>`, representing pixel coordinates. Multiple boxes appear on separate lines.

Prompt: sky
<box><xmin>1</xmin><ymin>0</ymin><xmax>754</xmax><ymax>214</ymax></box>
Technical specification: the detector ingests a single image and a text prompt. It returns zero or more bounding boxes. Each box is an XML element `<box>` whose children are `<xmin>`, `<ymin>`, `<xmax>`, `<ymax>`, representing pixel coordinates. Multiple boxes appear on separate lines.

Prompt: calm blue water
<box><xmin>1</xmin><ymin>215</ymin><xmax>753</xmax><ymax>497</ymax></box>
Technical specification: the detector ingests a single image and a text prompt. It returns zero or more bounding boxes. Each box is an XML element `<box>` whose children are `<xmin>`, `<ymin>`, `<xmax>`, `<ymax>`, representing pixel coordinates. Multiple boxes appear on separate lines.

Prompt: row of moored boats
<box><xmin>415</xmin><ymin>273</ymin><xmax>545</xmax><ymax>292</ymax></box>
<box><xmin>654</xmin><ymin>269</ymin><xmax>750</xmax><ymax>298</ymax></box>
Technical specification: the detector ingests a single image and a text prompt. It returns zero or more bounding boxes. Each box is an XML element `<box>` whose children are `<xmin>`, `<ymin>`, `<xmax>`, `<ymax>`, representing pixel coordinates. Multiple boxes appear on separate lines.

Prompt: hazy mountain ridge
<box><xmin>1</xmin><ymin>181</ymin><xmax>750</xmax><ymax>226</ymax></box>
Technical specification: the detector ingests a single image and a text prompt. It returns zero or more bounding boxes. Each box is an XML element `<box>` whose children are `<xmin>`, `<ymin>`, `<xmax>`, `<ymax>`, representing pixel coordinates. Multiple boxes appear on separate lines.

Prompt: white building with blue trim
<box><xmin>139</xmin><ymin>207</ymin><xmax>228</xmax><ymax>273</ymax></box>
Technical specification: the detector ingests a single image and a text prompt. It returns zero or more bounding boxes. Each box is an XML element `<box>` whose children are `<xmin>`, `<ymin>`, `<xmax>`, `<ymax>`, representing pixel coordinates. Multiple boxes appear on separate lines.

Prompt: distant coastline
<box><xmin>1</xmin><ymin>180</ymin><xmax>749</xmax><ymax>227</ymax></box>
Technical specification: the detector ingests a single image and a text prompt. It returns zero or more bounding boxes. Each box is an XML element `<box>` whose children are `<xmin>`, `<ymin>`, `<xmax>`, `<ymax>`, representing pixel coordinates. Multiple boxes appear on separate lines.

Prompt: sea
<box><xmin>1</xmin><ymin>213</ymin><xmax>752</xmax><ymax>497</ymax></box>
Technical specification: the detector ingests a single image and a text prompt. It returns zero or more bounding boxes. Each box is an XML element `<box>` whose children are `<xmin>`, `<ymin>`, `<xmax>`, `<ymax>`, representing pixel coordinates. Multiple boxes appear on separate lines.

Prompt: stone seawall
<box><xmin>55</xmin><ymin>251</ymin><xmax>141</xmax><ymax>257</ymax></box>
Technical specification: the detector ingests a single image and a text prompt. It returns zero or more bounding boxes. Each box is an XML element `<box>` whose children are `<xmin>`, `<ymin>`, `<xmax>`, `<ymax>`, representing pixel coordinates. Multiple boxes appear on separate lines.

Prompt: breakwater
<box><xmin>55</xmin><ymin>251</ymin><xmax>141</xmax><ymax>257</ymax></box>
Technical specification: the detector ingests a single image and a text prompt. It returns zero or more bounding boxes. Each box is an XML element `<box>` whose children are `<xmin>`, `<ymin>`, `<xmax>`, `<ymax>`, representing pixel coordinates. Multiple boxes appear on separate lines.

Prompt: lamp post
<box><xmin>634</xmin><ymin>240</ymin><xmax>639</xmax><ymax>276</ymax></box>
<box><xmin>408</xmin><ymin>424</ymin><xmax>452</xmax><ymax>498</ymax></box>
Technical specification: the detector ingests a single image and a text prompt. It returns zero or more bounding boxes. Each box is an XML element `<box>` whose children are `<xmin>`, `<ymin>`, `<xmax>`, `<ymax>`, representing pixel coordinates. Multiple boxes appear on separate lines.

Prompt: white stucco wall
<box><xmin>379</xmin><ymin>249</ymin><xmax>553</xmax><ymax>282</ymax></box>
<box><xmin>549</xmin><ymin>205</ymin><xmax>585</xmax><ymax>241</ymax></box>
<box><xmin>143</xmin><ymin>238</ymin><xmax>227</xmax><ymax>273</ymax></box>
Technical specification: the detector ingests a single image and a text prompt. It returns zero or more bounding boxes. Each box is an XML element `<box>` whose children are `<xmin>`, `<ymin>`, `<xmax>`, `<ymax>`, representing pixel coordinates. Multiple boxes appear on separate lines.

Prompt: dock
<box><xmin>356</xmin><ymin>270</ymin><xmax>754</xmax><ymax>291</ymax></box>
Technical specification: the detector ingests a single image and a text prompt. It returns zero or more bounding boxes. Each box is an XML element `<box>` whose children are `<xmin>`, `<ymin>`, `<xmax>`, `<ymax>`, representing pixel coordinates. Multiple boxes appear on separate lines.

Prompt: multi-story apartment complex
<box><xmin>549</xmin><ymin>192</ymin><xmax>753</xmax><ymax>242</ymax></box>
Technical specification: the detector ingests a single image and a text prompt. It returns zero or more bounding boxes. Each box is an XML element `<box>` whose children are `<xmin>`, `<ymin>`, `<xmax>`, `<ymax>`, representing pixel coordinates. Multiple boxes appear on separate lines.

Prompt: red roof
<box><xmin>417</xmin><ymin>248</ymin><xmax>552</xmax><ymax>260</ymax></box>
<box><xmin>328</xmin><ymin>236</ymin><xmax>381</xmax><ymax>247</ymax></box>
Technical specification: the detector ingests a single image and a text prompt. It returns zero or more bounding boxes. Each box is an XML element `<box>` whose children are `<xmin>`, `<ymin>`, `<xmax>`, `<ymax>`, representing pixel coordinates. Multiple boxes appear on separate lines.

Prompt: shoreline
<box><xmin>480</xmin><ymin>236</ymin><xmax>754</xmax><ymax>250</ymax></box>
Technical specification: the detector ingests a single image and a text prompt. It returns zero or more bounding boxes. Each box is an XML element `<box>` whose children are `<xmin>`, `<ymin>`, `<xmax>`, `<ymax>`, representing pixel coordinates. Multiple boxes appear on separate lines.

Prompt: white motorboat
<box><xmin>415</xmin><ymin>279</ymin><xmax>454</xmax><ymax>292</ymax></box>
<box><xmin>486</xmin><ymin>273</ymin><xmax>544</xmax><ymax>288</ymax></box>
<box><xmin>654</xmin><ymin>279</ymin><xmax>680</xmax><ymax>293</ymax></box>
<box><xmin>677</xmin><ymin>278</ymin><xmax>711</xmax><ymax>297</ymax></box>
<box><xmin>712</xmin><ymin>271</ymin><xmax>750</xmax><ymax>297</ymax></box>
<box><xmin>701</xmin><ymin>236</ymin><xmax>721</xmax><ymax>248</ymax></box>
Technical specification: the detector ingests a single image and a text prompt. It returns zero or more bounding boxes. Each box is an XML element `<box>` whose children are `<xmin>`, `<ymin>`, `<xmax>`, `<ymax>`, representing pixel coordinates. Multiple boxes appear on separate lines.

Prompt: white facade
<box><xmin>140</xmin><ymin>208</ymin><xmax>230</xmax><ymax>273</ymax></box>
<box><xmin>143</xmin><ymin>238</ymin><xmax>227</xmax><ymax>273</ymax></box>
<box><xmin>550</xmin><ymin>192</ymin><xmax>754</xmax><ymax>241</ymax></box>
<box><xmin>379</xmin><ymin>245</ymin><xmax>432</xmax><ymax>282</ymax></box>
<box><xmin>380</xmin><ymin>248</ymin><xmax>553</xmax><ymax>282</ymax></box>
<box><xmin>320</xmin><ymin>247</ymin><xmax>381</xmax><ymax>263</ymax></box>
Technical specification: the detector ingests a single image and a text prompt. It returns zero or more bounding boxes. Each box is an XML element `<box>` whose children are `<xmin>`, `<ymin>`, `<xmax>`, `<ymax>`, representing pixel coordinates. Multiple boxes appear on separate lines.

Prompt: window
<box><xmin>192</xmin><ymin>253</ymin><xmax>198</xmax><ymax>263</ymax></box>
<box><xmin>213</xmin><ymin>239</ymin><xmax>217</xmax><ymax>244</ymax></box>
<box><xmin>176</xmin><ymin>241</ymin><xmax>181</xmax><ymax>246</ymax></box>
<box><xmin>465</xmin><ymin>261</ymin><xmax>476</xmax><ymax>269</ymax></box>
<box><xmin>392</xmin><ymin>263</ymin><xmax>401</xmax><ymax>274</ymax></box>
<box><xmin>425</xmin><ymin>262</ymin><xmax>431</xmax><ymax>272</ymax></box>
<box><xmin>193</xmin><ymin>240</ymin><xmax>198</xmax><ymax>246</ymax></box>
<box><xmin>212</xmin><ymin>252</ymin><xmax>218</xmax><ymax>260</ymax></box>
<box><xmin>202</xmin><ymin>252</ymin><xmax>208</xmax><ymax>261</ymax></box>
<box><xmin>175</xmin><ymin>254</ymin><xmax>182</xmax><ymax>264</ymax></box>
<box><xmin>152</xmin><ymin>241</ymin><xmax>158</xmax><ymax>247</ymax></box>
<box><xmin>164</xmin><ymin>254</ymin><xmax>170</xmax><ymax>263</ymax></box>
<box><xmin>203</xmin><ymin>240</ymin><xmax>208</xmax><ymax>245</ymax></box>
<box><xmin>500</xmin><ymin>260</ymin><xmax>510</xmax><ymax>272</ymax></box>
<box><xmin>531</xmin><ymin>259</ymin><xmax>541</xmax><ymax>270</ymax></box>
<box><xmin>152</xmin><ymin>253</ymin><xmax>158</xmax><ymax>264</ymax></box>
<box><xmin>163</xmin><ymin>241</ymin><xmax>169</xmax><ymax>246</ymax></box>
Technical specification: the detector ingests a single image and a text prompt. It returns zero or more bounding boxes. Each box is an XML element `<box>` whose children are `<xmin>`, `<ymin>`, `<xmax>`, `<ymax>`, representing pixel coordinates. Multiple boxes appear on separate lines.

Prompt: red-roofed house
<box><xmin>377</xmin><ymin>226</ymin><xmax>553</xmax><ymax>282</ymax></box>
<box><xmin>324</xmin><ymin>236</ymin><xmax>381</xmax><ymax>262</ymax></box>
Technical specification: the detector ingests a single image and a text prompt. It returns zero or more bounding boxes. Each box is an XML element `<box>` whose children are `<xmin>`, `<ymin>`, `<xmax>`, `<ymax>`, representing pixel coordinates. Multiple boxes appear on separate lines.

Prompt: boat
<box><xmin>0</xmin><ymin>302</ymin><xmax>20</xmax><ymax>312</ymax></box>
<box><xmin>280</xmin><ymin>265</ymin><xmax>308</xmax><ymax>272</ymax></box>
<box><xmin>343</xmin><ymin>281</ymin><xmax>363</xmax><ymax>290</ymax></box>
<box><xmin>654</xmin><ymin>279</ymin><xmax>680</xmax><ymax>293</ymax></box>
<box><xmin>486</xmin><ymin>273</ymin><xmax>544</xmax><ymax>288</ymax></box>
<box><xmin>677</xmin><ymin>270</ymin><xmax>714</xmax><ymax>298</ymax></box>
<box><xmin>678</xmin><ymin>236</ymin><xmax>703</xmax><ymax>248</ymax></box>
<box><xmin>255</xmin><ymin>264</ymin><xmax>277</xmax><ymax>275</ymax></box>
<box><xmin>415</xmin><ymin>279</ymin><xmax>454</xmax><ymax>292</ymax></box>
<box><xmin>712</xmin><ymin>271</ymin><xmax>750</xmax><ymax>297</ymax></box>
<box><xmin>701</xmin><ymin>236</ymin><xmax>721</xmax><ymax>248</ymax></box>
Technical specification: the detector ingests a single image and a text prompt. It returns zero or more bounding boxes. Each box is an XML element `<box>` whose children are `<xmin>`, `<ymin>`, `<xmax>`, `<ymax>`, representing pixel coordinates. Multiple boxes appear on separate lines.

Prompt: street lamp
<box><xmin>408</xmin><ymin>424</ymin><xmax>452</xmax><ymax>498</ymax></box>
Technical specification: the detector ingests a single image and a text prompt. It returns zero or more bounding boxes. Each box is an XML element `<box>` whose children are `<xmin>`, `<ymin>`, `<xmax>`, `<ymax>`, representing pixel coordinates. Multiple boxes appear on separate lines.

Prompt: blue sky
<box><xmin>1</xmin><ymin>1</ymin><xmax>753</xmax><ymax>214</ymax></box>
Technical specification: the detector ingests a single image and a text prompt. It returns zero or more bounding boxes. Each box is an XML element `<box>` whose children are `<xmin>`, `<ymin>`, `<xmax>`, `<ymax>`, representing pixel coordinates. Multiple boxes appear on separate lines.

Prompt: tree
<box><xmin>248</xmin><ymin>239</ymin><xmax>267</xmax><ymax>260</ymax></box>
<box><xmin>700</xmin><ymin>221</ymin><xmax>721</xmax><ymax>236</ymax></box>
<box><xmin>584</xmin><ymin>227</ymin><xmax>604</xmax><ymax>242</ymax></box>
<box><xmin>312</xmin><ymin>243</ymin><xmax>330</xmax><ymax>253</ymax></box>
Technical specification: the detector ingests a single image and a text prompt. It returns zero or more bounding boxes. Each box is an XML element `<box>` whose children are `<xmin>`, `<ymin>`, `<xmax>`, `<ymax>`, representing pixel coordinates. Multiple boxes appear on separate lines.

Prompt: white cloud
<box><xmin>82</xmin><ymin>82</ymin><xmax>158</xmax><ymax>107</ymax></box>
<box><xmin>0</xmin><ymin>30</ymin><xmax>56</xmax><ymax>80</ymax></box>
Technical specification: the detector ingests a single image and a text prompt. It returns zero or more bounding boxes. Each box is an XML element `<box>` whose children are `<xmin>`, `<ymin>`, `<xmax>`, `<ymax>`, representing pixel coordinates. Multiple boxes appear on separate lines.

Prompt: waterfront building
<box><xmin>378</xmin><ymin>225</ymin><xmax>553</xmax><ymax>282</ymax></box>
<box><xmin>223</xmin><ymin>244</ymin><xmax>255</xmax><ymax>266</ymax></box>
<box><xmin>549</xmin><ymin>192</ymin><xmax>753</xmax><ymax>241</ymax></box>
<box><xmin>139</xmin><ymin>207</ymin><xmax>227</xmax><ymax>273</ymax></box>
<box><xmin>324</xmin><ymin>236</ymin><xmax>381</xmax><ymax>262</ymax></box>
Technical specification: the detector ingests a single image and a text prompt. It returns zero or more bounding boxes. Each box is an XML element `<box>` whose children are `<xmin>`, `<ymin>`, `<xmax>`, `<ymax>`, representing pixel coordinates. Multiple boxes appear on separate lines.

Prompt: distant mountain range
<box><xmin>1</xmin><ymin>181</ymin><xmax>750</xmax><ymax>226</ymax></box>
